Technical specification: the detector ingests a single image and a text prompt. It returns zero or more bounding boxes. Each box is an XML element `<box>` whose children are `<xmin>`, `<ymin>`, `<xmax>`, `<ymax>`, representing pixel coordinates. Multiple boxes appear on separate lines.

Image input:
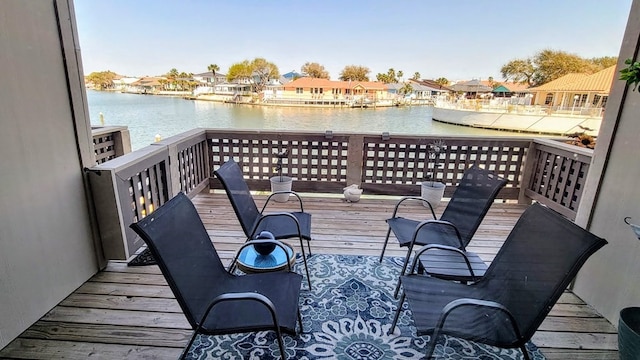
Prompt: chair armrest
<box><xmin>390</xmin><ymin>196</ymin><xmax>437</xmax><ymax>219</ymax></box>
<box><xmin>411</xmin><ymin>219</ymin><xmax>464</xmax><ymax>249</ymax></box>
<box><xmin>438</xmin><ymin>298</ymin><xmax>524</xmax><ymax>342</ymax></box>
<box><xmin>261</xmin><ymin>191</ymin><xmax>305</xmax><ymax>213</ymax></box>
<box><xmin>194</xmin><ymin>292</ymin><xmax>281</xmax><ymax>335</ymax></box>
<box><xmin>410</xmin><ymin>244</ymin><xmax>478</xmax><ymax>281</ymax></box>
<box><xmin>229</xmin><ymin>239</ymin><xmax>293</xmax><ymax>272</ymax></box>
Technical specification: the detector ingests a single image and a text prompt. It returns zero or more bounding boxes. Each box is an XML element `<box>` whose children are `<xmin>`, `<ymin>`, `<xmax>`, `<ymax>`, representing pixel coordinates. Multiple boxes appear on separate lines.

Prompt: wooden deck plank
<box><xmin>0</xmin><ymin>192</ymin><xmax>618</xmax><ymax>359</ymax></box>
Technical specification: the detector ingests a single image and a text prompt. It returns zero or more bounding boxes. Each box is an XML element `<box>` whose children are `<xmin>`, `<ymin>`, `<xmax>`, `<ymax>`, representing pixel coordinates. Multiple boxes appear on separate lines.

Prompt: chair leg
<box><xmin>425</xmin><ymin>322</ymin><xmax>443</xmax><ymax>359</ymax></box>
<box><xmin>379</xmin><ymin>227</ymin><xmax>392</xmax><ymax>262</ymax></box>
<box><xmin>394</xmin><ymin>246</ymin><xmax>413</xmax><ymax>298</ymax></box>
<box><xmin>297</xmin><ymin>309</ymin><xmax>304</xmax><ymax>333</ymax></box>
<box><xmin>388</xmin><ymin>292</ymin><xmax>405</xmax><ymax>336</ymax></box>
<box><xmin>274</xmin><ymin>328</ymin><xmax>287</xmax><ymax>360</ymax></box>
<box><xmin>298</xmin><ymin>236</ymin><xmax>312</xmax><ymax>290</ymax></box>
<box><xmin>520</xmin><ymin>344</ymin><xmax>531</xmax><ymax>360</ymax></box>
<box><xmin>180</xmin><ymin>330</ymin><xmax>200</xmax><ymax>360</ymax></box>
<box><xmin>306</xmin><ymin>238</ymin><xmax>312</xmax><ymax>256</ymax></box>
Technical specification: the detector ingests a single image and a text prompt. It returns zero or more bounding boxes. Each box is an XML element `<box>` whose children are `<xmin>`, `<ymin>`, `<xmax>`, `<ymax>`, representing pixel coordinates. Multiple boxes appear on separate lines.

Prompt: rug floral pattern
<box><xmin>186</xmin><ymin>254</ymin><xmax>545</xmax><ymax>359</ymax></box>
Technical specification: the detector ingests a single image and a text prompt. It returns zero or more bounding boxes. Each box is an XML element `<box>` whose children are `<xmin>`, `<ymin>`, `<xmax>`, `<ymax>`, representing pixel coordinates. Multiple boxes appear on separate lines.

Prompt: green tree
<box><xmin>86</xmin><ymin>71</ymin><xmax>117</xmax><ymax>90</ymax></box>
<box><xmin>501</xmin><ymin>50</ymin><xmax>618</xmax><ymax>86</ymax></box>
<box><xmin>411</xmin><ymin>72</ymin><xmax>421</xmax><ymax>81</ymax></box>
<box><xmin>226</xmin><ymin>58</ymin><xmax>279</xmax><ymax>93</ymax></box>
<box><xmin>397</xmin><ymin>70</ymin><xmax>404</xmax><ymax>81</ymax></box>
<box><xmin>339</xmin><ymin>65</ymin><xmax>370</xmax><ymax>81</ymax></box>
<box><xmin>165</xmin><ymin>68</ymin><xmax>180</xmax><ymax>90</ymax></box>
<box><xmin>375</xmin><ymin>68</ymin><xmax>397</xmax><ymax>83</ymax></box>
<box><xmin>533</xmin><ymin>50</ymin><xmax>590</xmax><ymax>85</ymax></box>
<box><xmin>301</xmin><ymin>62</ymin><xmax>330</xmax><ymax>79</ymax></box>
<box><xmin>250</xmin><ymin>58</ymin><xmax>279</xmax><ymax>93</ymax></box>
<box><xmin>589</xmin><ymin>56</ymin><xmax>617</xmax><ymax>69</ymax></box>
<box><xmin>434</xmin><ymin>77</ymin><xmax>449</xmax><ymax>86</ymax></box>
<box><xmin>226</xmin><ymin>60</ymin><xmax>252</xmax><ymax>83</ymax></box>
<box><xmin>500</xmin><ymin>59</ymin><xmax>536</xmax><ymax>86</ymax></box>
<box><xmin>399</xmin><ymin>82</ymin><xmax>414</xmax><ymax>96</ymax></box>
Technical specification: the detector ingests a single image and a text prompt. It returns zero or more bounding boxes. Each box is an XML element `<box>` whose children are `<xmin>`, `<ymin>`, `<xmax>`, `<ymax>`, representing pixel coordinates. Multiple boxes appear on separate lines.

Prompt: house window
<box><xmin>544</xmin><ymin>93</ymin><xmax>553</xmax><ymax>105</ymax></box>
<box><xmin>601</xmin><ymin>96</ymin><xmax>608</xmax><ymax>108</ymax></box>
<box><xmin>319</xmin><ymin>88</ymin><xmax>323</xmax><ymax>94</ymax></box>
<box><xmin>296</xmin><ymin>87</ymin><xmax>303</xmax><ymax>94</ymax></box>
<box><xmin>580</xmin><ymin>94</ymin><xmax>588</xmax><ymax>107</ymax></box>
<box><xmin>345</xmin><ymin>89</ymin><xmax>351</xmax><ymax>95</ymax></box>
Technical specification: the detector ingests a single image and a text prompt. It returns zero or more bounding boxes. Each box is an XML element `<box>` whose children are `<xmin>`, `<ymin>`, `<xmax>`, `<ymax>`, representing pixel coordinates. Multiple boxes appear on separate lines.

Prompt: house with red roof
<box><xmin>278</xmin><ymin>77</ymin><xmax>390</xmax><ymax>105</ymax></box>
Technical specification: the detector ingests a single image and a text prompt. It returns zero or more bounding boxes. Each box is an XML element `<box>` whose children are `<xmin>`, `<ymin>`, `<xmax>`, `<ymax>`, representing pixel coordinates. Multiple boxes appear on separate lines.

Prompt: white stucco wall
<box><xmin>573</xmin><ymin>0</ymin><xmax>640</xmax><ymax>326</ymax></box>
<box><xmin>0</xmin><ymin>0</ymin><xmax>99</xmax><ymax>349</ymax></box>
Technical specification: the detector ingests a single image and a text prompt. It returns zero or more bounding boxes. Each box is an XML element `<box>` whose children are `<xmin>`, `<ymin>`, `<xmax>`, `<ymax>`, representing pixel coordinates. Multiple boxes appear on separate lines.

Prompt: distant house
<box><xmin>412</xmin><ymin>79</ymin><xmax>453</xmax><ymax>93</ymax></box>
<box><xmin>280</xmin><ymin>77</ymin><xmax>389</xmax><ymax>102</ymax></box>
<box><xmin>491</xmin><ymin>82</ymin><xmax>530</xmax><ymax>97</ymax></box>
<box><xmin>450</xmin><ymin>79</ymin><xmax>493</xmax><ymax>98</ymax></box>
<box><xmin>281</xmin><ymin>71</ymin><xmax>303</xmax><ymax>83</ymax></box>
<box><xmin>528</xmin><ymin>66</ymin><xmax>615</xmax><ymax>109</ymax></box>
<box><xmin>112</xmin><ymin>76</ymin><xmax>140</xmax><ymax>92</ymax></box>
<box><xmin>128</xmin><ymin>77</ymin><xmax>165</xmax><ymax>94</ymax></box>
<box><xmin>193</xmin><ymin>71</ymin><xmax>226</xmax><ymax>95</ymax></box>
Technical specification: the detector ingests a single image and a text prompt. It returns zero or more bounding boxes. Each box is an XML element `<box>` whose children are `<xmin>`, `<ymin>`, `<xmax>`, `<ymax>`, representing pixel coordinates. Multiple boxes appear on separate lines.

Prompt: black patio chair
<box><xmin>214</xmin><ymin>159</ymin><xmax>313</xmax><ymax>289</ymax></box>
<box><xmin>389</xmin><ymin>203</ymin><xmax>607</xmax><ymax>360</ymax></box>
<box><xmin>130</xmin><ymin>192</ymin><xmax>303</xmax><ymax>360</ymax></box>
<box><xmin>380</xmin><ymin>164</ymin><xmax>507</xmax><ymax>297</ymax></box>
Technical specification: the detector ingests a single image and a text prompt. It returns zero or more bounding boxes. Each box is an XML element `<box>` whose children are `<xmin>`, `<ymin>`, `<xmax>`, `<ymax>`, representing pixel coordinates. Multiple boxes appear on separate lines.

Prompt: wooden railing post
<box><xmin>518</xmin><ymin>139</ymin><xmax>536</xmax><ymax>204</ymax></box>
<box><xmin>346</xmin><ymin>134</ymin><xmax>364</xmax><ymax>186</ymax></box>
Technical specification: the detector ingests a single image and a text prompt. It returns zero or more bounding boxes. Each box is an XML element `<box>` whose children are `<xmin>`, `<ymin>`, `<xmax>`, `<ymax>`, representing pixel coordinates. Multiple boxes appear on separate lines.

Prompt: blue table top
<box><xmin>237</xmin><ymin>242</ymin><xmax>295</xmax><ymax>272</ymax></box>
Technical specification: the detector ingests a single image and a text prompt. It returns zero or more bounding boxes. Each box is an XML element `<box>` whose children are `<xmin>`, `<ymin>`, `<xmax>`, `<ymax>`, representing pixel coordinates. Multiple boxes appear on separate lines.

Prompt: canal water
<box><xmin>87</xmin><ymin>90</ymin><xmax>523</xmax><ymax>151</ymax></box>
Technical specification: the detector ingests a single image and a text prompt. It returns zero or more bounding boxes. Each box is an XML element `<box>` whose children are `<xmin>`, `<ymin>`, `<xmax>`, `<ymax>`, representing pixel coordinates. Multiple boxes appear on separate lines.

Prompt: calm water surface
<box><xmin>87</xmin><ymin>90</ymin><xmax>520</xmax><ymax>151</ymax></box>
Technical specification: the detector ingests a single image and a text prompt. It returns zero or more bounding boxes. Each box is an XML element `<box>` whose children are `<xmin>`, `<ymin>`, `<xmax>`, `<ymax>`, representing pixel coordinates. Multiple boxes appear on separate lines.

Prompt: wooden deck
<box><xmin>0</xmin><ymin>192</ymin><xmax>618</xmax><ymax>359</ymax></box>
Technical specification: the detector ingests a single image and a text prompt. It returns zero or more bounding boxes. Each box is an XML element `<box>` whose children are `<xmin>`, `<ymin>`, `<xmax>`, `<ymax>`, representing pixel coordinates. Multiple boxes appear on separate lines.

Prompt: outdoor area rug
<box><xmin>186</xmin><ymin>254</ymin><xmax>546</xmax><ymax>359</ymax></box>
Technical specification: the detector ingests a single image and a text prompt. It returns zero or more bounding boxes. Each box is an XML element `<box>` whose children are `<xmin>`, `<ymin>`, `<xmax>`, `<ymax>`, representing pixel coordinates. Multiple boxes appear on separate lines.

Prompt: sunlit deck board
<box><xmin>0</xmin><ymin>191</ymin><xmax>618</xmax><ymax>359</ymax></box>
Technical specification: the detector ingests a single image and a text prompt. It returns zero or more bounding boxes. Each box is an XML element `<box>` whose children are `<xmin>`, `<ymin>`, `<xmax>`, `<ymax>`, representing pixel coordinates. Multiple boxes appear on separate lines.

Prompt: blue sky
<box><xmin>74</xmin><ymin>0</ymin><xmax>632</xmax><ymax>81</ymax></box>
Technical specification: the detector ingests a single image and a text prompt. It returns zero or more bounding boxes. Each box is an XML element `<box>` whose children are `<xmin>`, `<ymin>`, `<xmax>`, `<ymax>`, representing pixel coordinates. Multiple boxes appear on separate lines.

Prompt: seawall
<box><xmin>432</xmin><ymin>107</ymin><xmax>601</xmax><ymax>136</ymax></box>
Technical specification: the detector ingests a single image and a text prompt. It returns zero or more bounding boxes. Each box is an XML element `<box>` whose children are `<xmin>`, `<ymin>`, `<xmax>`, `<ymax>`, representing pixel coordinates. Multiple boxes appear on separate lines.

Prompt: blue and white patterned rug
<box><xmin>186</xmin><ymin>254</ymin><xmax>546</xmax><ymax>359</ymax></box>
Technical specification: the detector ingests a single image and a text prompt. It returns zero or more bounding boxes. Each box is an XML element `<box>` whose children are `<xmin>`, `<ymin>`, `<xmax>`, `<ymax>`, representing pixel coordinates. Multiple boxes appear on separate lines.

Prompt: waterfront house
<box><xmin>491</xmin><ymin>81</ymin><xmax>530</xmax><ymax>97</ymax></box>
<box><xmin>2</xmin><ymin>1</ymin><xmax>640</xmax><ymax>358</ymax></box>
<box><xmin>528</xmin><ymin>66</ymin><xmax>615</xmax><ymax>113</ymax></box>
<box><xmin>450</xmin><ymin>79</ymin><xmax>494</xmax><ymax>98</ymax></box>
<box><xmin>127</xmin><ymin>76</ymin><xmax>165</xmax><ymax>94</ymax></box>
<box><xmin>192</xmin><ymin>71</ymin><xmax>227</xmax><ymax>95</ymax></box>
<box><xmin>278</xmin><ymin>77</ymin><xmax>390</xmax><ymax>104</ymax></box>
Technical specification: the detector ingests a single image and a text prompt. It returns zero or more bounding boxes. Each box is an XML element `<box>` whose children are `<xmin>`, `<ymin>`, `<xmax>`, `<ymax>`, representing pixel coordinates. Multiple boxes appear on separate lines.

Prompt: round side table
<box><xmin>236</xmin><ymin>242</ymin><xmax>296</xmax><ymax>273</ymax></box>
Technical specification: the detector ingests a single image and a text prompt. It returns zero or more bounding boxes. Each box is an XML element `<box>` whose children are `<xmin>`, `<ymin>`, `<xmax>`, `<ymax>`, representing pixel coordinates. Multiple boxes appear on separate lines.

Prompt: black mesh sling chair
<box><xmin>129</xmin><ymin>192</ymin><xmax>303</xmax><ymax>360</ymax></box>
<box><xmin>214</xmin><ymin>159</ymin><xmax>313</xmax><ymax>289</ymax></box>
<box><xmin>381</xmin><ymin>164</ymin><xmax>507</xmax><ymax>297</ymax></box>
<box><xmin>389</xmin><ymin>203</ymin><xmax>607</xmax><ymax>360</ymax></box>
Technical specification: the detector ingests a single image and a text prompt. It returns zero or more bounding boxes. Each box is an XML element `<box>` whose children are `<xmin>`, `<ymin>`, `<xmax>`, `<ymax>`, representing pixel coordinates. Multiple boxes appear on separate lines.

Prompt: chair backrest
<box><xmin>214</xmin><ymin>159</ymin><xmax>261</xmax><ymax>237</ymax></box>
<box><xmin>440</xmin><ymin>165</ymin><xmax>508</xmax><ymax>246</ymax></box>
<box><xmin>129</xmin><ymin>192</ymin><xmax>228</xmax><ymax>329</ymax></box>
<box><xmin>481</xmin><ymin>202</ymin><xmax>607</xmax><ymax>343</ymax></box>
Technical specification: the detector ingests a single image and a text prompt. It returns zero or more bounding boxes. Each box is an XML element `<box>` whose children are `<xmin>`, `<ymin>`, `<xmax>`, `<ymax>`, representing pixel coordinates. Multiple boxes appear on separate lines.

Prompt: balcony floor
<box><xmin>0</xmin><ymin>192</ymin><xmax>618</xmax><ymax>359</ymax></box>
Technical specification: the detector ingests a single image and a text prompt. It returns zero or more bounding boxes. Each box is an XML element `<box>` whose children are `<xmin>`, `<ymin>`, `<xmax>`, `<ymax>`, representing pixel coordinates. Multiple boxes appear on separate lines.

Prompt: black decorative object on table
<box><xmin>253</xmin><ymin>231</ymin><xmax>277</xmax><ymax>255</ymax></box>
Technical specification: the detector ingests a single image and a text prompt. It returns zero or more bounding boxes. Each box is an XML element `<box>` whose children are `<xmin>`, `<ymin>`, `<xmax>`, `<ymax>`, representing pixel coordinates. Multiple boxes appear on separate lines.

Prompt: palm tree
<box><xmin>207</xmin><ymin>64</ymin><xmax>219</xmax><ymax>87</ymax></box>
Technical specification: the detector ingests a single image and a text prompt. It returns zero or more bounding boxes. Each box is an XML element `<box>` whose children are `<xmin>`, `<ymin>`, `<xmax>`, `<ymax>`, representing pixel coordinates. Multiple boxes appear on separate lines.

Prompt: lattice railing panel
<box><xmin>361</xmin><ymin>136</ymin><xmax>529</xmax><ymax>198</ymax></box>
<box><xmin>209</xmin><ymin>133</ymin><xmax>350</xmax><ymax>192</ymax></box>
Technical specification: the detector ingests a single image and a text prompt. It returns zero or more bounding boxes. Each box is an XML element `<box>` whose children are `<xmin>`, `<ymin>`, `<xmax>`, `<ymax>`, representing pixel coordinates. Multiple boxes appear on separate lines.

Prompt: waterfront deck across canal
<box><xmin>0</xmin><ymin>192</ymin><xmax>618</xmax><ymax>359</ymax></box>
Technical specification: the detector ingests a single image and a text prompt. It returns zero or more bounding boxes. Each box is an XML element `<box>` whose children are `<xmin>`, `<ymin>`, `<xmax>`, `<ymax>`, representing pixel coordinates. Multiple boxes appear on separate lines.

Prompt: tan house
<box><xmin>529</xmin><ymin>66</ymin><xmax>615</xmax><ymax>110</ymax></box>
